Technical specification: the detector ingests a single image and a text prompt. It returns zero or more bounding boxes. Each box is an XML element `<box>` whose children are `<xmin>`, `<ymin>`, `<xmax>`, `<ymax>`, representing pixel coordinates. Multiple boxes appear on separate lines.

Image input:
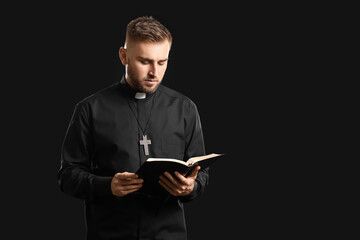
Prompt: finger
<box><xmin>115</xmin><ymin>172</ymin><xmax>139</xmax><ymax>179</ymax></box>
<box><xmin>122</xmin><ymin>178</ymin><xmax>144</xmax><ymax>185</ymax></box>
<box><xmin>174</xmin><ymin>171</ymin><xmax>187</xmax><ymax>184</ymax></box>
<box><xmin>159</xmin><ymin>180</ymin><xmax>178</xmax><ymax>196</ymax></box>
<box><xmin>117</xmin><ymin>183</ymin><xmax>143</xmax><ymax>191</ymax></box>
<box><xmin>132</xmin><ymin>178</ymin><xmax>144</xmax><ymax>184</ymax></box>
<box><xmin>159</xmin><ymin>174</ymin><xmax>178</xmax><ymax>190</ymax></box>
<box><xmin>187</xmin><ymin>166</ymin><xmax>201</xmax><ymax>179</ymax></box>
<box><xmin>163</xmin><ymin>171</ymin><xmax>181</xmax><ymax>187</ymax></box>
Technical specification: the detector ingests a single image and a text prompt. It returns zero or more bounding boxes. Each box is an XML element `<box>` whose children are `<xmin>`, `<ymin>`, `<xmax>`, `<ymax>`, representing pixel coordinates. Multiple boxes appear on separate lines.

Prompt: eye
<box><xmin>141</xmin><ymin>60</ymin><xmax>150</xmax><ymax>65</ymax></box>
<box><xmin>158</xmin><ymin>61</ymin><xmax>167</xmax><ymax>66</ymax></box>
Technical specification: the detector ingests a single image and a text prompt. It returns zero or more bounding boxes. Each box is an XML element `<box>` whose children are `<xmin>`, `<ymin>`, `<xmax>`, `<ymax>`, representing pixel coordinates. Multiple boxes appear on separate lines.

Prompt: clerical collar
<box><xmin>120</xmin><ymin>76</ymin><xmax>155</xmax><ymax>100</ymax></box>
<box><xmin>134</xmin><ymin>92</ymin><xmax>146</xmax><ymax>99</ymax></box>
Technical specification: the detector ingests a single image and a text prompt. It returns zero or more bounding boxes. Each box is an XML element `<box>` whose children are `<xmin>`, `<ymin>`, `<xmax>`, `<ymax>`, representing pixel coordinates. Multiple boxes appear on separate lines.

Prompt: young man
<box><xmin>58</xmin><ymin>16</ymin><xmax>209</xmax><ymax>240</ymax></box>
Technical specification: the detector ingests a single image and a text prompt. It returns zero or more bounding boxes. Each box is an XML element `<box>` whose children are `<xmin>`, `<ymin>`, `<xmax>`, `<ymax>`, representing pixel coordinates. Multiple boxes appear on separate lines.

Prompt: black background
<box><xmin>2</xmin><ymin>2</ymin><xmax>324</xmax><ymax>239</ymax></box>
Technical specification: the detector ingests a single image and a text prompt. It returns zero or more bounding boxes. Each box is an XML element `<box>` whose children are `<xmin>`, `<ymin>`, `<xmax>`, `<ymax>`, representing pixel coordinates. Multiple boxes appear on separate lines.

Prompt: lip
<box><xmin>145</xmin><ymin>79</ymin><xmax>158</xmax><ymax>83</ymax></box>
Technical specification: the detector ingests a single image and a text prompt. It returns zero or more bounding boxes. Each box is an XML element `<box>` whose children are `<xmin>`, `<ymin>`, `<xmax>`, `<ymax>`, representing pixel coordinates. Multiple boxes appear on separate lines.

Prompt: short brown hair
<box><xmin>126</xmin><ymin>16</ymin><xmax>172</xmax><ymax>45</ymax></box>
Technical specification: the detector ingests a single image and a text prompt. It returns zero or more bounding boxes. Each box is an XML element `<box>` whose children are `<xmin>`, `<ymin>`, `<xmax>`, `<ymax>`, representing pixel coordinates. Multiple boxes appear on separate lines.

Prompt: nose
<box><xmin>149</xmin><ymin>63</ymin><xmax>158</xmax><ymax>78</ymax></box>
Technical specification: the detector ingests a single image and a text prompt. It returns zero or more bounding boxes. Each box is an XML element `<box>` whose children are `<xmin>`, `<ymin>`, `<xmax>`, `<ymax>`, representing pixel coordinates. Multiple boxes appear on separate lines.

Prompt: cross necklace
<box><xmin>126</xmin><ymin>92</ymin><xmax>156</xmax><ymax>156</ymax></box>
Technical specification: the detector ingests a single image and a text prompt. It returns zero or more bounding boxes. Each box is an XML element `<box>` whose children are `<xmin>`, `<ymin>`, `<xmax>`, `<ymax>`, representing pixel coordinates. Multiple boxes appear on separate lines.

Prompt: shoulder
<box><xmin>76</xmin><ymin>82</ymin><xmax>120</xmax><ymax>108</ymax></box>
<box><xmin>157</xmin><ymin>85</ymin><xmax>200</xmax><ymax>118</ymax></box>
<box><xmin>157</xmin><ymin>85</ymin><xmax>196</xmax><ymax>107</ymax></box>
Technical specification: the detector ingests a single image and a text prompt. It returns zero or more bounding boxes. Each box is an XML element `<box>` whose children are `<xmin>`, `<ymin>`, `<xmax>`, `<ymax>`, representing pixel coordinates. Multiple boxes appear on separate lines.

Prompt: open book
<box><xmin>136</xmin><ymin>153</ymin><xmax>223</xmax><ymax>195</ymax></box>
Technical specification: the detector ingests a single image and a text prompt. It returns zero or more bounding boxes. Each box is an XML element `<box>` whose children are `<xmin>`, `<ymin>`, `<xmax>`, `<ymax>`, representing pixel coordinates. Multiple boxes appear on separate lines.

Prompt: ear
<box><xmin>119</xmin><ymin>47</ymin><xmax>127</xmax><ymax>65</ymax></box>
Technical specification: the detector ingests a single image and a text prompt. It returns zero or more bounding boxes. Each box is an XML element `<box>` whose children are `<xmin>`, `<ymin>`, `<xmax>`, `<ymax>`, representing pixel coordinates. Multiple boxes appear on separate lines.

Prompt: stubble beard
<box><xmin>126</xmin><ymin>63</ymin><xmax>162</xmax><ymax>94</ymax></box>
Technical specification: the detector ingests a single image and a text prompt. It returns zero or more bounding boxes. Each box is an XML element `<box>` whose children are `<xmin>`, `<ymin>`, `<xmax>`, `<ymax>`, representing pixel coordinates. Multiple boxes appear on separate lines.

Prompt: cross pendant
<box><xmin>139</xmin><ymin>135</ymin><xmax>151</xmax><ymax>156</ymax></box>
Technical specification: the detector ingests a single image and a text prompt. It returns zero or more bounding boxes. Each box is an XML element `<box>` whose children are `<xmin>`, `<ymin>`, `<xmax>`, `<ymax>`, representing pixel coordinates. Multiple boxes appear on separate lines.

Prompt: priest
<box><xmin>58</xmin><ymin>16</ymin><xmax>209</xmax><ymax>240</ymax></box>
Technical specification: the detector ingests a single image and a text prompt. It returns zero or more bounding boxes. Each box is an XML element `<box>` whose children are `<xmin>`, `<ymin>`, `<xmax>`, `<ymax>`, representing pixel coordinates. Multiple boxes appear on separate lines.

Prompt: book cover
<box><xmin>136</xmin><ymin>153</ymin><xmax>223</xmax><ymax>195</ymax></box>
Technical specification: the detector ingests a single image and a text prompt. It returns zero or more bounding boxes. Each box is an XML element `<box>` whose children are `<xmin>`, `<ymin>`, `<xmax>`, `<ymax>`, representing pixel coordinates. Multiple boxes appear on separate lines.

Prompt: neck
<box><xmin>124</xmin><ymin>74</ymin><xmax>137</xmax><ymax>91</ymax></box>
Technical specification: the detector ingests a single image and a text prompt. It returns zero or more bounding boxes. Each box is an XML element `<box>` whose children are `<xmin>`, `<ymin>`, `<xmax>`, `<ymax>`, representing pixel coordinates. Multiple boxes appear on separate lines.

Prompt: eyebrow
<box><xmin>136</xmin><ymin>56</ymin><xmax>168</xmax><ymax>62</ymax></box>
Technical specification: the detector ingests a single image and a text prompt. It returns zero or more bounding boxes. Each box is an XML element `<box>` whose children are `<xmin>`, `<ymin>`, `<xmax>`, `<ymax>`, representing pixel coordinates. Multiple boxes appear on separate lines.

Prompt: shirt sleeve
<box><xmin>180</xmin><ymin>100</ymin><xmax>209</xmax><ymax>202</ymax></box>
<box><xmin>57</xmin><ymin>102</ymin><xmax>113</xmax><ymax>203</ymax></box>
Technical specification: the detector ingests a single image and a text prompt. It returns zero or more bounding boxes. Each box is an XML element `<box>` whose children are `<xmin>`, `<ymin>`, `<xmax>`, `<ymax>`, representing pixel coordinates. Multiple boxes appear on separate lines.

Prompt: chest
<box><xmin>91</xmin><ymin>100</ymin><xmax>186</xmax><ymax>160</ymax></box>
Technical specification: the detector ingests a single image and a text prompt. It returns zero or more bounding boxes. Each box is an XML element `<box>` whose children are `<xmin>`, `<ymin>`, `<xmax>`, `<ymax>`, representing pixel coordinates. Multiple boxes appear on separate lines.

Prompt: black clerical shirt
<box><xmin>58</xmin><ymin>77</ymin><xmax>209</xmax><ymax>240</ymax></box>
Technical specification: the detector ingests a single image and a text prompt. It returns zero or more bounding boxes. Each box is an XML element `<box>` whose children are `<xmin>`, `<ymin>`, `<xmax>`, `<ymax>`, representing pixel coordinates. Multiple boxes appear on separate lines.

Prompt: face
<box><xmin>119</xmin><ymin>40</ymin><xmax>171</xmax><ymax>93</ymax></box>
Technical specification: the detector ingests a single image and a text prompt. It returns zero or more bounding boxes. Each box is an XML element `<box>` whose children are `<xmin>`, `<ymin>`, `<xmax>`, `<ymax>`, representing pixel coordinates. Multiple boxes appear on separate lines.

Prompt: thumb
<box><xmin>188</xmin><ymin>166</ymin><xmax>201</xmax><ymax>179</ymax></box>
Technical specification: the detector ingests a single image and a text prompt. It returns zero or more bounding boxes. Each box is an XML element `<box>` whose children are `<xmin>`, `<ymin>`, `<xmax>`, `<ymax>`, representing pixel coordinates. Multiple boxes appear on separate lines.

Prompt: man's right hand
<box><xmin>111</xmin><ymin>172</ymin><xmax>143</xmax><ymax>197</ymax></box>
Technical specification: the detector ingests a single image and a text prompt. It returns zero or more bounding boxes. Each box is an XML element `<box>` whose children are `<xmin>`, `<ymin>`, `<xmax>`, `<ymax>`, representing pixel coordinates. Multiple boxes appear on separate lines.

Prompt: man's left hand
<box><xmin>159</xmin><ymin>166</ymin><xmax>200</xmax><ymax>196</ymax></box>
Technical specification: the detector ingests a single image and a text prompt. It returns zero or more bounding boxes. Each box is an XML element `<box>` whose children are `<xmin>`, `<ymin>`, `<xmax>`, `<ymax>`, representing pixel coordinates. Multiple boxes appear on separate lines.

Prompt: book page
<box><xmin>146</xmin><ymin>158</ymin><xmax>188</xmax><ymax>166</ymax></box>
<box><xmin>187</xmin><ymin>153</ymin><xmax>223</xmax><ymax>165</ymax></box>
